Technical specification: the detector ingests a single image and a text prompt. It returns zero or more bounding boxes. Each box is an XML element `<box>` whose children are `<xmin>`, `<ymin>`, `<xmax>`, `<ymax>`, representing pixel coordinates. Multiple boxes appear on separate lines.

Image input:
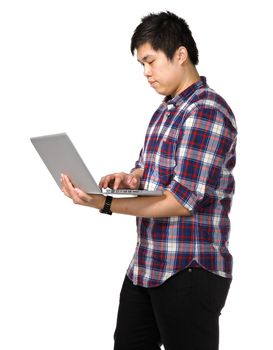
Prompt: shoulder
<box><xmin>183</xmin><ymin>87</ymin><xmax>237</xmax><ymax>132</ymax></box>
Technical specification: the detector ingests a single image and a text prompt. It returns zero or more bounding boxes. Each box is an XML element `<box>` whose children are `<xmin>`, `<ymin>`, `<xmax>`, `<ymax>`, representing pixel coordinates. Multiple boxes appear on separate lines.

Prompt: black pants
<box><xmin>114</xmin><ymin>268</ymin><xmax>231</xmax><ymax>350</ymax></box>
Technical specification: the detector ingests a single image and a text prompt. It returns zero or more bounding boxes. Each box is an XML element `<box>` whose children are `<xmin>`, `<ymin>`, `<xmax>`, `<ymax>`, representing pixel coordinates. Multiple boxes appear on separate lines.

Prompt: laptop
<box><xmin>30</xmin><ymin>132</ymin><xmax>163</xmax><ymax>196</ymax></box>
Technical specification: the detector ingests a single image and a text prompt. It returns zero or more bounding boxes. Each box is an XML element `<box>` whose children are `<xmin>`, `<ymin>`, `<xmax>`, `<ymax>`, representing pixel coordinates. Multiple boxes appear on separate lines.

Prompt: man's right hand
<box><xmin>99</xmin><ymin>169</ymin><xmax>143</xmax><ymax>190</ymax></box>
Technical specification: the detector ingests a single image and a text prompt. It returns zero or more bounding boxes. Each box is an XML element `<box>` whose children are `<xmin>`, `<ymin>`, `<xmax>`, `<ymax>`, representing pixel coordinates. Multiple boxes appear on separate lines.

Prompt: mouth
<box><xmin>148</xmin><ymin>80</ymin><xmax>157</xmax><ymax>87</ymax></box>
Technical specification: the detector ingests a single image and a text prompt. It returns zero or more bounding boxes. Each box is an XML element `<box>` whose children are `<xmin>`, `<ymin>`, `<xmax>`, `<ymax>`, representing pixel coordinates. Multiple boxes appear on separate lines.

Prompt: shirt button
<box><xmin>188</xmin><ymin>268</ymin><xmax>192</xmax><ymax>273</ymax></box>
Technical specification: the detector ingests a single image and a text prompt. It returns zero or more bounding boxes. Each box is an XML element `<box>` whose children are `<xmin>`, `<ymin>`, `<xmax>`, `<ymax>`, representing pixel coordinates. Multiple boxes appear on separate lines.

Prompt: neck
<box><xmin>172</xmin><ymin>65</ymin><xmax>200</xmax><ymax>97</ymax></box>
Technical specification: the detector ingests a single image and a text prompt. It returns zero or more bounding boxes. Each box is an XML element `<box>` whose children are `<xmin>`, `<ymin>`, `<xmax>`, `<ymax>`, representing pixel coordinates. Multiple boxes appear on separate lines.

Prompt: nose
<box><xmin>143</xmin><ymin>63</ymin><xmax>152</xmax><ymax>77</ymax></box>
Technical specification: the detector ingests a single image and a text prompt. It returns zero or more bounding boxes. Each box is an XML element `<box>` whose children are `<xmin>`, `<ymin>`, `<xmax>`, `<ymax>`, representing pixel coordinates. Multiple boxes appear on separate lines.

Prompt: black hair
<box><xmin>131</xmin><ymin>11</ymin><xmax>199</xmax><ymax>65</ymax></box>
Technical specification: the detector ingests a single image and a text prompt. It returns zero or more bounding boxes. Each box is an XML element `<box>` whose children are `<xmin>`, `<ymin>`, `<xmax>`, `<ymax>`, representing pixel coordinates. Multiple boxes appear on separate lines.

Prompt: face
<box><xmin>136</xmin><ymin>42</ymin><xmax>185</xmax><ymax>97</ymax></box>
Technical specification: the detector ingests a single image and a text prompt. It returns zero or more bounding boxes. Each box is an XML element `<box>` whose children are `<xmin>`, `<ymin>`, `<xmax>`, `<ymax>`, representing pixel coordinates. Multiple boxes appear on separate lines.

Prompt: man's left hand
<box><xmin>61</xmin><ymin>174</ymin><xmax>104</xmax><ymax>209</ymax></box>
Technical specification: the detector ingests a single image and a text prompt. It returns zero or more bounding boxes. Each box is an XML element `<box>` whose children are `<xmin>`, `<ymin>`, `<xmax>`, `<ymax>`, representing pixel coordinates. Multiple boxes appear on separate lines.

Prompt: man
<box><xmin>61</xmin><ymin>11</ymin><xmax>237</xmax><ymax>350</ymax></box>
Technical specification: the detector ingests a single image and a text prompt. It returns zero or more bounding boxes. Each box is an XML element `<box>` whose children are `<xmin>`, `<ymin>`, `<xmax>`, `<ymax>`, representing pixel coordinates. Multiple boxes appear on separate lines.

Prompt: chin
<box><xmin>154</xmin><ymin>87</ymin><xmax>168</xmax><ymax>96</ymax></box>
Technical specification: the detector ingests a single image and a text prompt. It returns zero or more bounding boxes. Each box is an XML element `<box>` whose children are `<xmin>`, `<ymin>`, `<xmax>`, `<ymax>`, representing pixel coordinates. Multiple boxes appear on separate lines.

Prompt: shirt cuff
<box><xmin>167</xmin><ymin>179</ymin><xmax>198</xmax><ymax>212</ymax></box>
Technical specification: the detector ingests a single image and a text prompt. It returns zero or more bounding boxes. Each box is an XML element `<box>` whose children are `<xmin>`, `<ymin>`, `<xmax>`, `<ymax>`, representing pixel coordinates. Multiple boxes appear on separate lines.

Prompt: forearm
<box><xmin>109</xmin><ymin>190</ymin><xmax>191</xmax><ymax>218</ymax></box>
<box><xmin>61</xmin><ymin>173</ymin><xmax>191</xmax><ymax>218</ymax></box>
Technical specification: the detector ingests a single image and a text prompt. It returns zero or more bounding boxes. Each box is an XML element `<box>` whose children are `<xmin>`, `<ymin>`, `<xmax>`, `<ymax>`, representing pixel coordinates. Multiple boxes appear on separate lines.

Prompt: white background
<box><xmin>0</xmin><ymin>0</ymin><xmax>272</xmax><ymax>349</ymax></box>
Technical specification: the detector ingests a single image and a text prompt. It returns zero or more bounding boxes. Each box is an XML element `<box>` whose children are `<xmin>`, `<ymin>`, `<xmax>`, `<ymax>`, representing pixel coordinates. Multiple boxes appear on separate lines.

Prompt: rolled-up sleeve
<box><xmin>131</xmin><ymin>148</ymin><xmax>144</xmax><ymax>174</ymax></box>
<box><xmin>167</xmin><ymin>106</ymin><xmax>236</xmax><ymax>212</ymax></box>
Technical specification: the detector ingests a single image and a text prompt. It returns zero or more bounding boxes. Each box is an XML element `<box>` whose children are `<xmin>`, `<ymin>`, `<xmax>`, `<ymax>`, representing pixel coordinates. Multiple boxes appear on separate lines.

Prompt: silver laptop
<box><xmin>30</xmin><ymin>133</ymin><xmax>163</xmax><ymax>196</ymax></box>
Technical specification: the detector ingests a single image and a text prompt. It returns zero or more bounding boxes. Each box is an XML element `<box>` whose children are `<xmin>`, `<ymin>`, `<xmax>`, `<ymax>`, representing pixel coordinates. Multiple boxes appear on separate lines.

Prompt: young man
<box><xmin>61</xmin><ymin>11</ymin><xmax>237</xmax><ymax>350</ymax></box>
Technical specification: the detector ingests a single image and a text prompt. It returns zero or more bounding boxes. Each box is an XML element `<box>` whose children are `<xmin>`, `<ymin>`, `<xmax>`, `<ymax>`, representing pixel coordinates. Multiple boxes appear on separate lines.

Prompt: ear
<box><xmin>176</xmin><ymin>46</ymin><xmax>188</xmax><ymax>65</ymax></box>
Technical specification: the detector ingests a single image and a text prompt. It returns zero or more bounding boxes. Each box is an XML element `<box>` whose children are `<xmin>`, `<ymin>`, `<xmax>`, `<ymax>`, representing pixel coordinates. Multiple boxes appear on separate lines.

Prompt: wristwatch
<box><xmin>99</xmin><ymin>195</ymin><xmax>113</xmax><ymax>215</ymax></box>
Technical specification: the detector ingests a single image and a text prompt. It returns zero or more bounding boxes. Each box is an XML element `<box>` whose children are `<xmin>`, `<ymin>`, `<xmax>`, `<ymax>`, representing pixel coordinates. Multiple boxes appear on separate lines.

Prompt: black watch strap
<box><xmin>99</xmin><ymin>196</ymin><xmax>113</xmax><ymax>215</ymax></box>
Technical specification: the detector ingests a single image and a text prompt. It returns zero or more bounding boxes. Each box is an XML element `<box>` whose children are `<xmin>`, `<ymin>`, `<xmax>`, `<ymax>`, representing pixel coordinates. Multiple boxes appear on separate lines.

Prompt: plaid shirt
<box><xmin>127</xmin><ymin>77</ymin><xmax>237</xmax><ymax>288</ymax></box>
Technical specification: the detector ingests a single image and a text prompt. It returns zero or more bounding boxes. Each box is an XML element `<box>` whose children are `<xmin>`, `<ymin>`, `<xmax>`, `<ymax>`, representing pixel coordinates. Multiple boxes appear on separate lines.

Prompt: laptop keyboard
<box><xmin>105</xmin><ymin>189</ymin><xmax>141</xmax><ymax>194</ymax></box>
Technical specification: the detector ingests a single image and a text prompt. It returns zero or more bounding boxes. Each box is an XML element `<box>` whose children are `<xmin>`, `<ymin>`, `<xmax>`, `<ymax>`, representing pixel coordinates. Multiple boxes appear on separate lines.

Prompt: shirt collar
<box><xmin>164</xmin><ymin>76</ymin><xmax>208</xmax><ymax>109</ymax></box>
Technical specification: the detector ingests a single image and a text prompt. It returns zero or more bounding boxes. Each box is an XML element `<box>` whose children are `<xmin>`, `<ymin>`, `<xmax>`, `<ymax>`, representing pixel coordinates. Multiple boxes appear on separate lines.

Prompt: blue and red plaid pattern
<box><xmin>127</xmin><ymin>77</ymin><xmax>237</xmax><ymax>287</ymax></box>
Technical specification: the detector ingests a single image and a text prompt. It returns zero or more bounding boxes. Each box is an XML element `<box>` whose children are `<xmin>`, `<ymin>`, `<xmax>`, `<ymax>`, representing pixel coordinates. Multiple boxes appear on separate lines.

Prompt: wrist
<box><xmin>97</xmin><ymin>195</ymin><xmax>106</xmax><ymax>210</ymax></box>
<box><xmin>131</xmin><ymin>168</ymin><xmax>143</xmax><ymax>179</ymax></box>
<box><xmin>88</xmin><ymin>194</ymin><xmax>105</xmax><ymax>210</ymax></box>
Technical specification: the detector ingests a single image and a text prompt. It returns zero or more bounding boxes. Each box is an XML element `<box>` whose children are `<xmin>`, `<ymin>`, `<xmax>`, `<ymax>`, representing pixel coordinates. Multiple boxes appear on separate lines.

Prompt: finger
<box><xmin>98</xmin><ymin>177</ymin><xmax>104</xmax><ymax>188</ymax></box>
<box><xmin>127</xmin><ymin>175</ymin><xmax>139</xmax><ymax>189</ymax></box>
<box><xmin>62</xmin><ymin>174</ymin><xmax>74</xmax><ymax>191</ymax></box>
<box><xmin>62</xmin><ymin>184</ymin><xmax>71</xmax><ymax>198</ymax></box>
<box><xmin>66</xmin><ymin>186</ymin><xmax>87</xmax><ymax>205</ymax></box>
<box><xmin>100</xmin><ymin>174</ymin><xmax>115</xmax><ymax>189</ymax></box>
<box><xmin>61</xmin><ymin>175</ymin><xmax>81</xmax><ymax>203</ymax></box>
<box><xmin>113</xmin><ymin>175</ymin><xmax>122</xmax><ymax>190</ymax></box>
<box><xmin>61</xmin><ymin>174</ymin><xmax>72</xmax><ymax>197</ymax></box>
<box><xmin>127</xmin><ymin>175</ymin><xmax>135</xmax><ymax>187</ymax></box>
<box><xmin>99</xmin><ymin>176</ymin><xmax>109</xmax><ymax>189</ymax></box>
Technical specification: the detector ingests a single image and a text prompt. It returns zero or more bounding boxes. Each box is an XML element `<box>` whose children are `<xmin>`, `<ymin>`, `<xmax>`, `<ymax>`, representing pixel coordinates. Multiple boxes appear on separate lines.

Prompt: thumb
<box><xmin>127</xmin><ymin>175</ymin><xmax>137</xmax><ymax>188</ymax></box>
